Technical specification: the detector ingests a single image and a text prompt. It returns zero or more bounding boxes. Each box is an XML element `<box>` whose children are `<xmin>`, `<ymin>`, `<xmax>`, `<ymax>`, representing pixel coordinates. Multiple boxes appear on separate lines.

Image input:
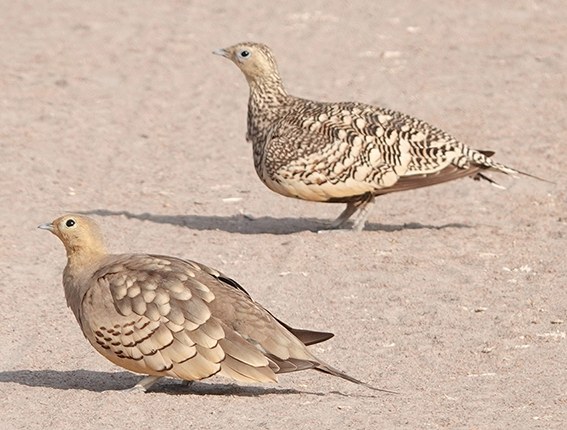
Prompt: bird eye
<box><xmin>65</xmin><ymin>219</ymin><xmax>76</xmax><ymax>227</ymax></box>
<box><xmin>238</xmin><ymin>49</ymin><xmax>251</xmax><ymax>59</ymax></box>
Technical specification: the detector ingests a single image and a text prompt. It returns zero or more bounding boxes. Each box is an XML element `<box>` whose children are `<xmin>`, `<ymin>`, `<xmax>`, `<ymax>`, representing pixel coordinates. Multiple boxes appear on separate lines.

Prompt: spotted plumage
<box><xmin>215</xmin><ymin>42</ymin><xmax>537</xmax><ymax>232</ymax></box>
<box><xmin>39</xmin><ymin>214</ymin><xmax>393</xmax><ymax>393</ymax></box>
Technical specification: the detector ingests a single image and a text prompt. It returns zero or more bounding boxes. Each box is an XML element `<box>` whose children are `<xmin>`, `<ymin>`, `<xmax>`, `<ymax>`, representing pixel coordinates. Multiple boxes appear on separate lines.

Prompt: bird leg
<box><xmin>328</xmin><ymin>202</ymin><xmax>359</xmax><ymax>229</ymax></box>
<box><xmin>351</xmin><ymin>194</ymin><xmax>376</xmax><ymax>232</ymax></box>
<box><xmin>329</xmin><ymin>193</ymin><xmax>375</xmax><ymax>231</ymax></box>
<box><xmin>123</xmin><ymin>375</ymin><xmax>163</xmax><ymax>393</ymax></box>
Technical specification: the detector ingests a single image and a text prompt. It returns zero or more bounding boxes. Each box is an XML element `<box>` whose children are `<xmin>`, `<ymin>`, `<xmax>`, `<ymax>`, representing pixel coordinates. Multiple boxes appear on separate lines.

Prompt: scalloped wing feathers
<box><xmin>78</xmin><ymin>254</ymin><xmax>325</xmax><ymax>384</ymax></box>
<box><xmin>256</xmin><ymin>98</ymin><xmax>514</xmax><ymax>202</ymax></box>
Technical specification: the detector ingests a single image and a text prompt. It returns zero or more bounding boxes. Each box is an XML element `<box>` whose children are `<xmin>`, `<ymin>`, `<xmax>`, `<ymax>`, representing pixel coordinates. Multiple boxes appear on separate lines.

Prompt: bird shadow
<box><xmin>0</xmin><ymin>369</ymin><xmax>322</xmax><ymax>396</ymax></box>
<box><xmin>79</xmin><ymin>209</ymin><xmax>471</xmax><ymax>235</ymax></box>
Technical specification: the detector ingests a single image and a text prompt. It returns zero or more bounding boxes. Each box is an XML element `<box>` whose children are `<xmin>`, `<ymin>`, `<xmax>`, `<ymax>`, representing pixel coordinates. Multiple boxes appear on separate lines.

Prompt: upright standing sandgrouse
<box><xmin>214</xmin><ymin>42</ymin><xmax>538</xmax><ymax>232</ymax></box>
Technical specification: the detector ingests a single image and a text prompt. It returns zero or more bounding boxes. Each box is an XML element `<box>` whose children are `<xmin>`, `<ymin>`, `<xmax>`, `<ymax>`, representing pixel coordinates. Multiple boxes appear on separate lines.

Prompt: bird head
<box><xmin>214</xmin><ymin>42</ymin><xmax>281</xmax><ymax>85</ymax></box>
<box><xmin>39</xmin><ymin>214</ymin><xmax>107</xmax><ymax>260</ymax></box>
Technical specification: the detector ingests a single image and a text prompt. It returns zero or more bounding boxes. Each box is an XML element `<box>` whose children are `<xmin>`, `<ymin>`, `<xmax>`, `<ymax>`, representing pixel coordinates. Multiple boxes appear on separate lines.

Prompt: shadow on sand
<box><xmin>0</xmin><ymin>369</ymin><xmax>321</xmax><ymax>396</ymax></box>
<box><xmin>79</xmin><ymin>209</ymin><xmax>471</xmax><ymax>235</ymax></box>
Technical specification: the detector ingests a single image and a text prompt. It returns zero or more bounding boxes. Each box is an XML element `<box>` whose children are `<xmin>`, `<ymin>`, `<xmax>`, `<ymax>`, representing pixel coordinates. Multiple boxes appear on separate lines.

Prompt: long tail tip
<box><xmin>315</xmin><ymin>365</ymin><xmax>398</xmax><ymax>394</ymax></box>
<box><xmin>364</xmin><ymin>384</ymin><xmax>399</xmax><ymax>394</ymax></box>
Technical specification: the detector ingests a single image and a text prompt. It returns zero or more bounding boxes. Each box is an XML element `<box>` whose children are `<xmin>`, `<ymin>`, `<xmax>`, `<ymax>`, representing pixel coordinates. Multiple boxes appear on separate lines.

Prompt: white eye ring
<box><xmin>65</xmin><ymin>219</ymin><xmax>76</xmax><ymax>228</ymax></box>
<box><xmin>238</xmin><ymin>49</ymin><xmax>251</xmax><ymax>59</ymax></box>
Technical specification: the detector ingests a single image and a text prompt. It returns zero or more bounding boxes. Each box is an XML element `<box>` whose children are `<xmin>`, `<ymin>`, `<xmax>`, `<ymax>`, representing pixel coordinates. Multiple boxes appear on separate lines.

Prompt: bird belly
<box><xmin>262</xmin><ymin>170</ymin><xmax>375</xmax><ymax>202</ymax></box>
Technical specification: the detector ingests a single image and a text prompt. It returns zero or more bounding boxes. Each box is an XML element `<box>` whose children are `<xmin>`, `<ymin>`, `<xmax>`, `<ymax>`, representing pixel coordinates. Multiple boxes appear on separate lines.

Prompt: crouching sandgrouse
<box><xmin>39</xmin><ymin>214</ymin><xmax>393</xmax><ymax>392</ymax></box>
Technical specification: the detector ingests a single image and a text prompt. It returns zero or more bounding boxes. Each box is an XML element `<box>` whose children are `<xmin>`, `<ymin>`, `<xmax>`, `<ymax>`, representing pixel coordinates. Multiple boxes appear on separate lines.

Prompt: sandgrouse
<box><xmin>39</xmin><ymin>214</ymin><xmax>392</xmax><ymax>392</ymax></box>
<box><xmin>214</xmin><ymin>42</ymin><xmax>537</xmax><ymax>232</ymax></box>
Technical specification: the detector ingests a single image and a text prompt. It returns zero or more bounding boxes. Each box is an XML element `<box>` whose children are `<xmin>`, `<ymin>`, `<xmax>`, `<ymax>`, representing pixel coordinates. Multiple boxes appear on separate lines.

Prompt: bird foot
<box><xmin>115</xmin><ymin>375</ymin><xmax>163</xmax><ymax>393</ymax></box>
<box><xmin>120</xmin><ymin>384</ymin><xmax>148</xmax><ymax>393</ymax></box>
<box><xmin>181</xmin><ymin>380</ymin><xmax>194</xmax><ymax>388</ymax></box>
<box><xmin>317</xmin><ymin>228</ymin><xmax>355</xmax><ymax>235</ymax></box>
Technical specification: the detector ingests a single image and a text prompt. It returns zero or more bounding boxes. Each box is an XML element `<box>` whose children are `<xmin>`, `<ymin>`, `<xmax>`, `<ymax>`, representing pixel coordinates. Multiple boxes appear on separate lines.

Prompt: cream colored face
<box><xmin>217</xmin><ymin>43</ymin><xmax>276</xmax><ymax>80</ymax></box>
<box><xmin>51</xmin><ymin>215</ymin><xmax>81</xmax><ymax>239</ymax></box>
<box><xmin>39</xmin><ymin>214</ymin><xmax>102</xmax><ymax>250</ymax></box>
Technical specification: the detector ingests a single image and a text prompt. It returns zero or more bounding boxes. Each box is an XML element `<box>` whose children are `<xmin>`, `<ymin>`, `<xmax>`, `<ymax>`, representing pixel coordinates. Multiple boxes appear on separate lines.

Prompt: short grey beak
<box><xmin>213</xmin><ymin>48</ymin><xmax>229</xmax><ymax>58</ymax></box>
<box><xmin>38</xmin><ymin>222</ymin><xmax>54</xmax><ymax>231</ymax></box>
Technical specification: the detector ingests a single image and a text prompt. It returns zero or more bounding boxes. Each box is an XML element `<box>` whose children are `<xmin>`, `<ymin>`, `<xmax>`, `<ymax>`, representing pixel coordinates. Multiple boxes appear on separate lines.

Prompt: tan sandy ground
<box><xmin>1</xmin><ymin>1</ymin><xmax>566</xmax><ymax>428</ymax></box>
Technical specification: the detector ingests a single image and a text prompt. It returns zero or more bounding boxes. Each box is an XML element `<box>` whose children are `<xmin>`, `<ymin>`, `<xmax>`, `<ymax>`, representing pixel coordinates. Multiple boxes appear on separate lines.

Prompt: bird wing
<box><xmin>215</xmin><ymin>272</ymin><xmax>334</xmax><ymax>346</ymax></box>
<box><xmin>79</xmin><ymin>254</ymin><xmax>322</xmax><ymax>383</ymax></box>
<box><xmin>260</xmin><ymin>99</ymin><xmax>508</xmax><ymax>200</ymax></box>
<box><xmin>373</xmin><ymin>164</ymin><xmax>485</xmax><ymax>195</ymax></box>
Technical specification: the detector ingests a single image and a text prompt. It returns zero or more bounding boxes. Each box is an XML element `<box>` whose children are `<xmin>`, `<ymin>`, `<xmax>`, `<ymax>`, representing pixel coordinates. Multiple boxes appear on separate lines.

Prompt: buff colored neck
<box><xmin>62</xmin><ymin>239</ymin><xmax>108</xmax><ymax>321</ymax></box>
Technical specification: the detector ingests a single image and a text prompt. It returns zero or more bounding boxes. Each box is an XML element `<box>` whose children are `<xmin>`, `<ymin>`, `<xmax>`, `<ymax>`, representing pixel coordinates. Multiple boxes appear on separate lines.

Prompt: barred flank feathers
<box><xmin>215</xmin><ymin>42</ymin><xmax>544</xmax><ymax>232</ymax></box>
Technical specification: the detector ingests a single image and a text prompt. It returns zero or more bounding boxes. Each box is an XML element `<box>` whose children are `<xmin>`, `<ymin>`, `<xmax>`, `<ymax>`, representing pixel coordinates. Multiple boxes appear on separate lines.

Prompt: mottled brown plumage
<box><xmin>39</xmin><ymin>215</ymin><xmax>392</xmax><ymax>392</ymax></box>
<box><xmin>214</xmin><ymin>42</ymin><xmax>534</xmax><ymax>232</ymax></box>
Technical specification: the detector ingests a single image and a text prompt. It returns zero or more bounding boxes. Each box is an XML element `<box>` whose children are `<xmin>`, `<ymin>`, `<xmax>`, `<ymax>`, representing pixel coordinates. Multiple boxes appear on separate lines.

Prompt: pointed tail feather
<box><xmin>488</xmin><ymin>162</ymin><xmax>554</xmax><ymax>184</ymax></box>
<box><xmin>514</xmin><ymin>169</ymin><xmax>555</xmax><ymax>184</ymax></box>
<box><xmin>314</xmin><ymin>364</ymin><xmax>398</xmax><ymax>394</ymax></box>
<box><xmin>476</xmin><ymin>149</ymin><xmax>554</xmax><ymax>183</ymax></box>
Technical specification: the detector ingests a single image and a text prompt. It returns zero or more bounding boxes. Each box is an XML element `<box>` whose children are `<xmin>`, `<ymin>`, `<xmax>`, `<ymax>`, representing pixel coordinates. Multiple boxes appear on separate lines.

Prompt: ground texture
<box><xmin>1</xmin><ymin>1</ymin><xmax>566</xmax><ymax>429</ymax></box>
